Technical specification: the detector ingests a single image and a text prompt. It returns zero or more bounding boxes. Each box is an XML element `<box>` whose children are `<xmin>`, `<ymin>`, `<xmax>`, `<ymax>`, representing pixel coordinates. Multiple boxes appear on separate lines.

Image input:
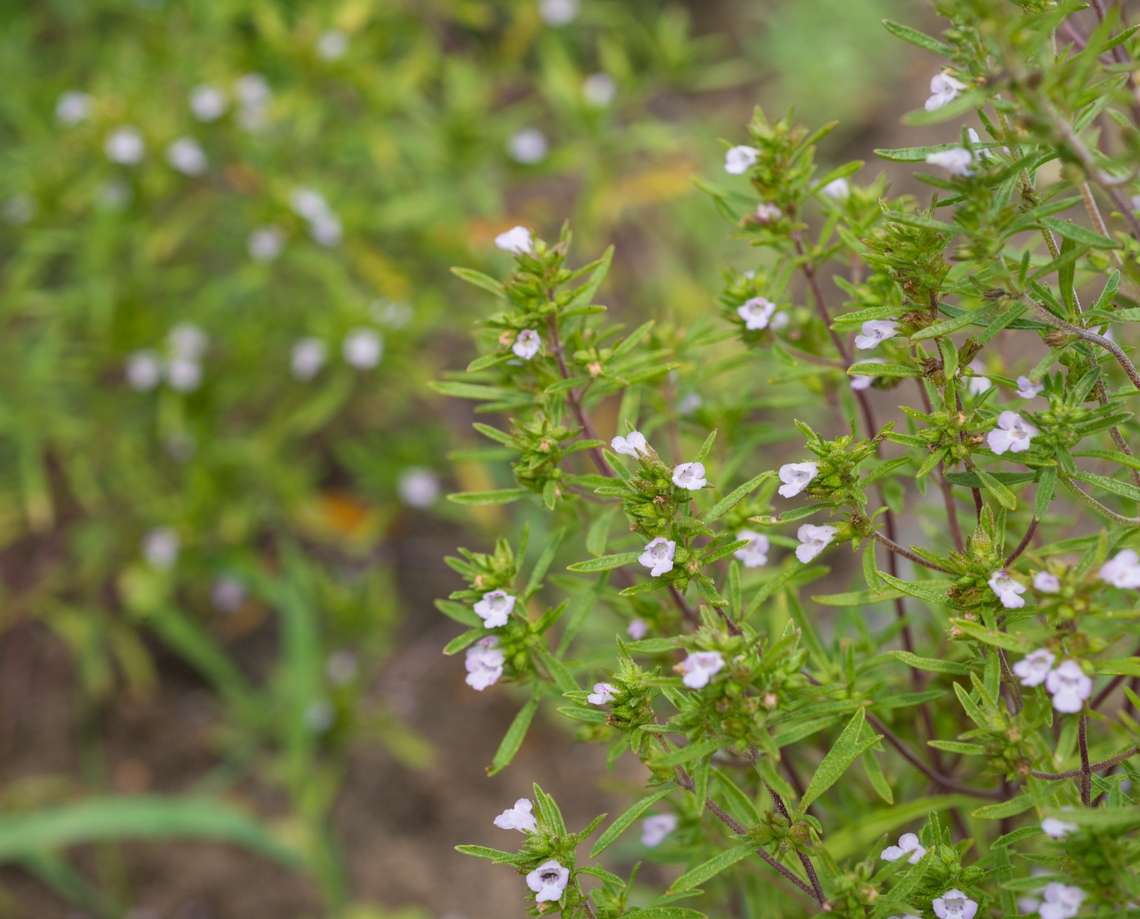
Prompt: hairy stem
<box><xmin>1004</xmin><ymin>517</ymin><xmax>1039</xmax><ymax>567</ymax></box>
<box><xmin>1017</xmin><ymin>295</ymin><xmax>1140</xmax><ymax>390</ymax></box>
<box><xmin>1031</xmin><ymin>746</ymin><xmax>1139</xmax><ymax>779</ymax></box>
<box><xmin>871</xmin><ymin>531</ymin><xmax>952</xmax><ymax>573</ymax></box>
<box><xmin>1079</xmin><ymin>714</ymin><xmax>1092</xmax><ymax>806</ymax></box>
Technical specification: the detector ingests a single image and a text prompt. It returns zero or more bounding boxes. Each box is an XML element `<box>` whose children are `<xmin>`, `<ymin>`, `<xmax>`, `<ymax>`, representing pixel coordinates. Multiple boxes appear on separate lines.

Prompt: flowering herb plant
<box><xmin>439</xmin><ymin>2</ymin><xmax>1140</xmax><ymax>917</ymax></box>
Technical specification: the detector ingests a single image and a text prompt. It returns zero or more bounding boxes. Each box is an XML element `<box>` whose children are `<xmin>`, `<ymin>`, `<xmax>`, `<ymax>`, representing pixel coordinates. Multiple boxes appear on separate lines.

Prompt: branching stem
<box><xmin>871</xmin><ymin>531</ymin><xmax>952</xmax><ymax>573</ymax></box>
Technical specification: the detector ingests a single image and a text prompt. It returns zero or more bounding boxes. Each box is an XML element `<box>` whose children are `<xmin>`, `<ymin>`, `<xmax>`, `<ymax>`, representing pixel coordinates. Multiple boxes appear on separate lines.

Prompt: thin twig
<box><xmin>1079</xmin><ymin>714</ymin><xmax>1092</xmax><ymax>806</ymax></box>
<box><xmin>1004</xmin><ymin>517</ymin><xmax>1039</xmax><ymax>567</ymax></box>
<box><xmin>871</xmin><ymin>531</ymin><xmax>953</xmax><ymax>573</ymax></box>
<box><xmin>1017</xmin><ymin>295</ymin><xmax>1140</xmax><ymax>391</ymax></box>
<box><xmin>1031</xmin><ymin>746</ymin><xmax>1139</xmax><ymax>779</ymax></box>
<box><xmin>764</xmin><ymin>784</ymin><xmax>826</xmax><ymax>904</ymax></box>
<box><xmin>545</xmin><ymin>314</ymin><xmax>616</xmax><ymax>477</ymax></box>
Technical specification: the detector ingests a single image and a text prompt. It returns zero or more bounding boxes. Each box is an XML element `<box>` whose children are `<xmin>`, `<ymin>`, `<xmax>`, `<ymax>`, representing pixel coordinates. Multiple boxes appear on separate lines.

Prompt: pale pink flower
<box><xmin>494</xmin><ymin>226</ymin><xmax>532</xmax><ymax>255</ymax></box>
<box><xmin>926</xmin><ymin>148</ymin><xmax>974</xmax><ymax>176</ymax></box>
<box><xmin>987</xmin><ymin>411</ymin><xmax>1037</xmax><ymax>455</ymax></box>
<box><xmin>587</xmin><ymin>682</ymin><xmax>617</xmax><ymax>705</ymax></box>
<box><xmin>1045</xmin><ymin>660</ymin><xmax>1092</xmax><ymax>713</ymax></box>
<box><xmin>677</xmin><ymin>651</ymin><xmax>725</xmax><ymax>689</ymax></box>
<box><xmin>512</xmin><ymin>329</ymin><xmax>541</xmax><ymax>360</ymax></box>
<box><xmin>988</xmin><ymin>571</ymin><xmax>1026</xmax><ymax>609</ymax></box>
<box><xmin>854</xmin><ymin>320</ymin><xmax>898</xmax><ymax>350</ymax></box>
<box><xmin>627</xmin><ymin>618</ymin><xmax>649</xmax><ymax>640</ymax></box>
<box><xmin>1041</xmin><ymin>816</ymin><xmax>1078</xmax><ymax>839</ymax></box>
<box><xmin>494</xmin><ymin>798</ymin><xmax>538</xmax><ymax>833</ymax></box>
<box><xmin>672</xmin><ymin>462</ymin><xmax>708</xmax><ymax>490</ymax></box>
<box><xmin>733</xmin><ymin>530</ymin><xmax>769</xmax><ymax>568</ymax></box>
<box><xmin>1034</xmin><ymin>571</ymin><xmax>1060</xmax><ymax>593</ymax></box>
<box><xmin>641</xmin><ymin>813</ymin><xmax>678</xmax><ymax>847</ymax></box>
<box><xmin>465</xmin><ymin>636</ymin><xmax>505</xmax><ymax>691</ymax></box>
<box><xmin>925</xmin><ymin>71</ymin><xmax>967</xmax><ymax>111</ymax></box>
<box><xmin>1100</xmin><ymin>549</ymin><xmax>1140</xmax><ymax>588</ymax></box>
<box><xmin>738</xmin><ymin>296</ymin><xmax>777</xmax><ymax>330</ymax></box>
<box><xmin>932</xmin><ymin>889</ymin><xmax>978</xmax><ymax>919</ymax></box>
<box><xmin>881</xmin><ymin>832</ymin><xmax>926</xmax><ymax>865</ymax></box>
<box><xmin>473</xmin><ymin>590</ymin><xmax>516</xmax><ymax>628</ymax></box>
<box><xmin>1039</xmin><ymin>883</ymin><xmax>1085</xmax><ymax>919</ymax></box>
<box><xmin>526</xmin><ymin>860</ymin><xmax>570</xmax><ymax>903</ymax></box>
<box><xmin>1013</xmin><ymin>649</ymin><xmax>1055</xmax><ymax>687</ymax></box>
<box><xmin>724</xmin><ymin>145</ymin><xmax>759</xmax><ymax>174</ymax></box>
<box><xmin>639</xmin><ymin>538</ymin><xmax>676</xmax><ymax>577</ymax></box>
<box><xmin>778</xmin><ymin>462</ymin><xmax>818</xmax><ymax>498</ymax></box>
<box><xmin>796</xmin><ymin>524</ymin><xmax>836</xmax><ymax>563</ymax></box>
<box><xmin>1017</xmin><ymin>375</ymin><xmax>1044</xmax><ymax>398</ymax></box>
<box><xmin>611</xmin><ymin>431</ymin><xmax>649</xmax><ymax>457</ymax></box>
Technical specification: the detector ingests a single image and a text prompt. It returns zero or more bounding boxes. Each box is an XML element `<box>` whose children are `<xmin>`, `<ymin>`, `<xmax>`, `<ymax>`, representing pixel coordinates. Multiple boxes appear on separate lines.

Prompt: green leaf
<box><xmin>567</xmin><ymin>246</ymin><xmax>614</xmax><ymax>310</ymax></box>
<box><xmin>443</xmin><ymin>628</ymin><xmax>485</xmax><ymax>655</ymax></box>
<box><xmin>706</xmin><ymin>472</ymin><xmax>772</xmax><ymax>522</ymax></box>
<box><xmin>625</xmin><ymin>637</ymin><xmax>681</xmax><ymax>653</ymax></box>
<box><xmin>525</xmin><ymin>527</ymin><xmax>567</xmax><ymax>598</ymax></box>
<box><xmin>910</xmin><ymin>306</ymin><xmax>996</xmax><ymax>341</ymax></box>
<box><xmin>823</xmin><ymin>795</ymin><xmax>977</xmax><ymax>860</ymax></box>
<box><xmin>1071</xmin><ymin>471</ymin><xmax>1140</xmax><ymax>503</ymax></box>
<box><xmin>1041</xmin><ymin>806</ymin><xmax>1140</xmax><ymax>830</ymax></box>
<box><xmin>448</xmin><ymin>488</ymin><xmax>529</xmax><ymax>506</ymax></box>
<box><xmin>974</xmin><ymin>467</ymin><xmax>1017</xmax><ymax>510</ymax></box>
<box><xmin>435</xmin><ymin>599</ymin><xmax>481</xmax><ymax>627</ymax></box>
<box><xmin>812</xmin><ymin>587</ymin><xmax>908</xmax><ymax>606</ymax></box>
<box><xmin>1039</xmin><ymin>217</ymin><xmax>1119</xmax><ymax>249</ymax></box>
<box><xmin>589</xmin><ymin>784</ymin><xmax>678</xmax><ymax>858</ymax></box>
<box><xmin>450</xmin><ymin>266</ymin><xmax>507</xmax><ymax>299</ymax></box>
<box><xmin>881</xmin><ymin>18</ymin><xmax>954</xmax><ymax>55</ymax></box>
<box><xmin>455</xmin><ymin>844</ymin><xmax>519</xmax><ymax>862</ymax></box>
<box><xmin>487</xmin><ymin>695</ymin><xmax>540</xmax><ymax>776</ymax></box>
<box><xmin>798</xmin><ymin>708</ymin><xmax>880</xmax><ymax>815</ymax></box>
<box><xmin>972</xmin><ymin>794</ymin><xmax>1035</xmax><ymax>820</ymax></box>
<box><xmin>928</xmin><ymin>740</ymin><xmax>989</xmax><ymax>755</ymax></box>
<box><xmin>668</xmin><ymin>842</ymin><xmax>757</xmax><ymax>894</ymax></box>
<box><xmin>1096</xmin><ymin>659</ymin><xmax>1140</xmax><ymax>677</ymax></box>
<box><xmin>877</xmin><ymin>572</ymin><xmax>959</xmax><ymax>609</ymax></box>
<box><xmin>694</xmin><ymin>429</ymin><xmax>718</xmax><ymax>463</ymax></box>
<box><xmin>889</xmin><ymin>650</ymin><xmax>972</xmax><ymax>675</ymax></box>
<box><xmin>948</xmin><ymin>619</ymin><xmax>1028</xmax><ymax>653</ymax></box>
<box><xmin>623</xmin><ymin>909</ymin><xmax>707</xmax><ymax>919</ymax></box>
<box><xmin>0</xmin><ymin>796</ymin><xmax>300</xmax><ymax>865</ymax></box>
<box><xmin>567</xmin><ymin>551</ymin><xmax>640</xmax><ymax>572</ymax></box>
<box><xmin>650</xmin><ymin>738</ymin><xmax>723</xmax><ymax>769</ymax></box>
<box><xmin>847</xmin><ymin>362</ymin><xmax>921</xmax><ymax>378</ymax></box>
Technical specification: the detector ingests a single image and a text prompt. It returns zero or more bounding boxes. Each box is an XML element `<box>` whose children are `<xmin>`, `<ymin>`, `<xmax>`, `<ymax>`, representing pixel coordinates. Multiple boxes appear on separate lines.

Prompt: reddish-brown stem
<box><xmin>764</xmin><ymin>784</ymin><xmax>826</xmax><ymax>904</ymax></box>
<box><xmin>1079</xmin><ymin>714</ymin><xmax>1092</xmax><ymax>806</ymax></box>
<box><xmin>871</xmin><ymin>531</ymin><xmax>952</xmax><ymax>573</ymax></box>
<box><xmin>1031</xmin><ymin>746</ymin><xmax>1139</xmax><ymax>779</ymax></box>
<box><xmin>544</xmin><ymin>314</ymin><xmax>616</xmax><ymax>478</ymax></box>
<box><xmin>1004</xmin><ymin>517</ymin><xmax>1039</xmax><ymax>567</ymax></box>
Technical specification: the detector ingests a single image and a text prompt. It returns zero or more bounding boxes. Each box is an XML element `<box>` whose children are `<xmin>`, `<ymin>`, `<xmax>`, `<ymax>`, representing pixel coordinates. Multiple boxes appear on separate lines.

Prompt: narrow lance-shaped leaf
<box><xmin>797</xmin><ymin>708</ymin><xmax>881</xmax><ymax>816</ymax></box>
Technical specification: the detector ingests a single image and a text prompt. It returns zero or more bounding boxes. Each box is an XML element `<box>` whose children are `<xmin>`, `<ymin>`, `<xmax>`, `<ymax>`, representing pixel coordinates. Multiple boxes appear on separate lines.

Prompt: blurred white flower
<box><xmin>672</xmin><ymin>461</ymin><xmax>708</xmax><ymax>490</ymax></box>
<box><xmin>611</xmin><ymin>431</ymin><xmax>649</xmax><ymax>457</ymax></box>
<box><xmin>881</xmin><ymin>832</ymin><xmax>926</xmax><ymax>864</ymax></box>
<box><xmin>166</xmin><ymin>137</ymin><xmax>208</xmax><ymax>176</ymax></box>
<box><xmin>168</xmin><ymin>323</ymin><xmax>209</xmax><ymax>361</ymax></box>
<box><xmin>626</xmin><ymin>619</ymin><xmax>649</xmax><ymax>641</ymax></box>
<box><xmin>770</xmin><ymin>311</ymin><xmax>790</xmax><ymax>330</ymax></box>
<box><xmin>316</xmin><ymin>29</ymin><xmax>349</xmax><ymax>61</ymax></box>
<box><xmin>3</xmin><ymin>194</ymin><xmax>37</xmax><ymax>226</ymax></box>
<box><xmin>738</xmin><ymin>296</ymin><xmax>777</xmax><ymax>330</ymax></box>
<box><xmin>1039</xmin><ymin>883</ymin><xmax>1085</xmax><ymax>919</ymax></box>
<box><xmin>988</xmin><ymin>570</ymin><xmax>1026</xmax><ymax>609</ymax></box>
<box><xmin>678</xmin><ymin>392</ymin><xmax>703</xmax><ymax>415</ymax></box>
<box><xmin>309</xmin><ymin>212</ymin><xmax>343</xmax><ymax>247</ymax></box>
<box><xmin>1041</xmin><ymin>815</ymin><xmax>1078</xmax><ymax>839</ymax></box>
<box><xmin>495</xmin><ymin>226</ymin><xmax>533</xmax><ymax>254</ymax></box>
<box><xmin>778</xmin><ymin>462</ymin><xmax>818</xmax><ymax>498</ymax></box>
<box><xmin>527</xmin><ymin>860</ymin><xmax>570</xmax><ymax>903</ymax></box>
<box><xmin>234</xmin><ymin>73</ymin><xmax>272</xmax><ymax>108</ymax></box>
<box><xmin>587</xmin><ymin>682</ymin><xmax>616</xmax><ymax>705</ymax></box>
<box><xmin>304</xmin><ymin>699</ymin><xmax>334</xmax><ymax>733</ymax></box>
<box><xmin>291</xmin><ymin>337</ymin><xmax>328</xmax><ymax>380</ymax></box>
<box><xmin>754</xmin><ymin>202</ymin><xmax>781</xmax><ymax>223</ymax></box>
<box><xmin>677</xmin><ymin>651</ymin><xmax>725</xmax><ymax>689</ymax></box>
<box><xmin>796</xmin><ymin>524</ymin><xmax>836</xmax><ymax>563</ymax></box>
<box><xmin>125</xmin><ymin>350</ymin><xmax>162</xmax><ymax>391</ymax></box>
<box><xmin>724</xmin><ymin>145</ymin><xmax>759</xmax><ymax>175</ymax></box>
<box><xmin>326</xmin><ymin>650</ymin><xmax>359</xmax><ymax>685</ymax></box>
<box><xmin>1016</xmin><ymin>375</ymin><xmax>1044</xmax><ymax>398</ymax></box>
<box><xmin>164</xmin><ymin>358</ymin><xmax>202</xmax><ymax>392</ymax></box>
<box><xmin>342</xmin><ymin>328</ymin><xmax>383</xmax><ymax>369</ymax></box>
<box><xmin>142</xmin><ymin>527</ymin><xmax>180</xmax><ymax>570</ymax></box>
<box><xmin>290</xmin><ymin>187</ymin><xmax>331</xmax><ymax>222</ymax></box>
<box><xmin>494</xmin><ymin>798</ymin><xmax>538</xmax><ymax>833</ymax></box>
<box><xmin>640</xmin><ymin>813</ymin><xmax>677</xmax><ymax>847</ymax></box>
<box><xmin>925</xmin><ymin>71</ymin><xmax>967</xmax><ymax>111</ymax></box>
<box><xmin>512</xmin><ymin>329</ymin><xmax>541</xmax><ymax>360</ymax></box>
<box><xmin>398</xmin><ymin>467</ymin><xmax>441</xmax><ymax>508</ymax></box>
<box><xmin>189</xmin><ymin>84</ymin><xmax>228</xmax><ymax>122</ymax></box>
<box><xmin>733</xmin><ymin>530</ymin><xmax>769</xmax><ymax>568</ymax></box>
<box><xmin>56</xmin><ymin>90</ymin><xmax>92</xmax><ymax>126</ymax></box>
<box><xmin>247</xmin><ymin>225</ymin><xmax>287</xmax><ymax>262</ymax></box>
<box><xmin>538</xmin><ymin>0</ymin><xmax>580</xmax><ymax>26</ymax></box>
<box><xmin>1101</xmin><ymin>548</ymin><xmax>1140</xmax><ymax>588</ymax></box>
<box><xmin>926</xmin><ymin>148</ymin><xmax>974</xmax><ymax>176</ymax></box>
<box><xmin>507</xmin><ymin>128</ymin><xmax>549</xmax><ymax>164</ymax></box>
<box><xmin>987</xmin><ymin>411</ymin><xmax>1037</xmax><ymax>455</ymax></box>
<box><xmin>854</xmin><ymin>320</ymin><xmax>898</xmax><ymax>350</ymax></box>
<box><xmin>931</xmin><ymin>889</ymin><xmax>977</xmax><ymax>919</ymax></box>
<box><xmin>1013</xmin><ymin>649</ymin><xmax>1055</xmax><ymax>687</ymax></box>
<box><xmin>822</xmin><ymin>177</ymin><xmax>850</xmax><ymax>199</ymax></box>
<box><xmin>105</xmin><ymin>126</ymin><xmax>145</xmax><ymax>165</ymax></box>
<box><xmin>583</xmin><ymin>72</ymin><xmax>616</xmax><ymax>107</ymax></box>
<box><xmin>95</xmin><ymin>179</ymin><xmax>133</xmax><ymax>211</ymax></box>
<box><xmin>639</xmin><ymin>537</ymin><xmax>676</xmax><ymax>577</ymax></box>
<box><xmin>474</xmin><ymin>590</ymin><xmax>516</xmax><ymax>628</ymax></box>
<box><xmin>370</xmin><ymin>299</ymin><xmax>415</xmax><ymax>328</ymax></box>
<box><xmin>851</xmin><ymin>358</ymin><xmax>885</xmax><ymax>390</ymax></box>
<box><xmin>1034</xmin><ymin>571</ymin><xmax>1060</xmax><ymax>593</ymax></box>
<box><xmin>465</xmin><ymin>636</ymin><xmax>504</xmax><ymax>691</ymax></box>
<box><xmin>210</xmin><ymin>577</ymin><xmax>246</xmax><ymax>614</ymax></box>
<box><xmin>1045</xmin><ymin>659</ymin><xmax>1092</xmax><ymax>713</ymax></box>
<box><xmin>967</xmin><ymin>360</ymin><xmax>990</xmax><ymax>395</ymax></box>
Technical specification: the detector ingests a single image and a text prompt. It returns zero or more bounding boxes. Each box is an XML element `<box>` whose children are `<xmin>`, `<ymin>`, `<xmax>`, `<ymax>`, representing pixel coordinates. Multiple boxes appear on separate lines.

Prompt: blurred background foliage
<box><xmin>0</xmin><ymin>0</ymin><xmax>921</xmax><ymax>916</ymax></box>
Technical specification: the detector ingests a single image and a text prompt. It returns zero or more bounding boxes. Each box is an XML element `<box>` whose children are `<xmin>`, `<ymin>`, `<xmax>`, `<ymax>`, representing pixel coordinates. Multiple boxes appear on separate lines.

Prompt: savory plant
<box><xmin>440</xmin><ymin>2</ymin><xmax>1140</xmax><ymax>917</ymax></box>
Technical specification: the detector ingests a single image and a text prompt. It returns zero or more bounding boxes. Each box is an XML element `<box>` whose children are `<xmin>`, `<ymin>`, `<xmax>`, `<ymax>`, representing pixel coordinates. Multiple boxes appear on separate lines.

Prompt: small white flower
<box><xmin>880</xmin><ymin>832</ymin><xmax>926</xmax><ymax>865</ymax></box>
<box><xmin>1016</xmin><ymin>375</ymin><xmax>1044</xmax><ymax>399</ymax></box>
<box><xmin>1039</xmin><ymin>883</ymin><xmax>1086</xmax><ymax>919</ymax></box>
<box><xmin>1045</xmin><ymin>659</ymin><xmax>1092</xmax><ymax>713</ymax></box>
<box><xmin>512</xmin><ymin>329</ymin><xmax>541</xmax><ymax>360</ymax></box>
<box><xmin>678</xmin><ymin>392</ymin><xmax>703</xmax><ymax>415</ymax></box>
<box><xmin>371</xmin><ymin>299</ymin><xmax>415</xmax><ymax>328</ymax></box>
<box><xmin>538</xmin><ymin>0</ymin><xmax>579</xmax><ymax>26</ymax></box>
<box><xmin>56</xmin><ymin>90</ymin><xmax>92</xmax><ymax>126</ymax></box>
<box><xmin>587</xmin><ymin>682</ymin><xmax>617</xmax><ymax>705</ymax></box>
<box><xmin>1018</xmin><ymin>898</ymin><xmax>1042</xmax><ymax>916</ymax></box>
<box><xmin>494</xmin><ymin>798</ymin><xmax>538</xmax><ymax>833</ymax></box>
<box><xmin>778</xmin><ymin>462</ymin><xmax>819</xmax><ymax>498</ymax></box>
<box><xmin>822</xmin><ymin>178</ymin><xmax>850</xmax><ymax>199</ymax></box>
<box><xmin>627</xmin><ymin>618</ymin><xmax>648</xmax><ymax>639</ymax></box>
<box><xmin>105</xmin><ymin>126</ymin><xmax>145</xmax><ymax>165</ymax></box>
<box><xmin>677</xmin><ymin>651</ymin><xmax>725</xmax><ymax>689</ymax></box>
<box><xmin>967</xmin><ymin>360</ymin><xmax>991</xmax><ymax>395</ymax></box>
<box><xmin>142</xmin><ymin>527</ymin><xmax>180</xmax><ymax>570</ymax></box>
<box><xmin>738</xmin><ymin>296</ymin><xmax>777</xmax><ymax>330</ymax></box>
<box><xmin>583</xmin><ymin>73</ymin><xmax>616</xmax><ymax>107</ymax></box>
<box><xmin>926</xmin><ymin>148</ymin><xmax>974</xmax><ymax>177</ymax></box>
<box><xmin>611</xmin><ymin>431</ymin><xmax>649</xmax><ymax>457</ymax></box>
<box><xmin>342</xmin><ymin>328</ymin><xmax>383</xmax><ymax>369</ymax></box>
<box><xmin>1041</xmin><ymin>815</ymin><xmax>1079</xmax><ymax>839</ymax></box>
<box><xmin>291</xmin><ymin>187</ymin><xmax>330</xmax><ymax>222</ymax></box>
<box><xmin>733</xmin><ymin>530</ymin><xmax>769</xmax><ymax>568</ymax></box>
<box><xmin>305</xmin><ymin>699</ymin><xmax>334</xmax><ymax>733</ymax></box>
<box><xmin>316</xmin><ymin>29</ymin><xmax>349</xmax><ymax>61</ymax></box>
<box><xmin>988</xmin><ymin>410</ymin><xmax>1038</xmax><ymax>455</ymax></box>
<box><xmin>754</xmin><ymin>202</ymin><xmax>782</xmax><ymax>223</ymax></box>
<box><xmin>932</xmin><ymin>889</ymin><xmax>978</xmax><ymax>919</ymax></box>
<box><xmin>1013</xmin><ymin>649</ymin><xmax>1055</xmax><ymax>687</ymax></box>
<box><xmin>309</xmin><ymin>212</ymin><xmax>343</xmax><ymax>247</ymax></box>
<box><xmin>169</xmin><ymin>323</ymin><xmax>209</xmax><ymax>361</ymax></box>
<box><xmin>465</xmin><ymin>636</ymin><xmax>505</xmax><ymax>690</ymax></box>
<box><xmin>526</xmin><ymin>860</ymin><xmax>570</xmax><ymax>903</ymax></box>
<box><xmin>854</xmin><ymin>320</ymin><xmax>898</xmax><ymax>350</ymax></box>
<box><xmin>234</xmin><ymin>73</ymin><xmax>272</xmax><ymax>108</ymax></box>
<box><xmin>166</xmin><ymin>137</ymin><xmax>208</xmax><ymax>176</ymax></box>
<box><xmin>988</xmin><ymin>570</ymin><xmax>1027</xmax><ymax>609</ymax></box>
<box><xmin>925</xmin><ymin>71</ymin><xmax>967</xmax><ymax>111</ymax></box>
<box><xmin>1034</xmin><ymin>571</ymin><xmax>1060</xmax><ymax>593</ymax></box>
<box><xmin>211</xmin><ymin>577</ymin><xmax>246</xmax><ymax>614</ymax></box>
<box><xmin>291</xmin><ymin>338</ymin><xmax>328</xmax><ymax>381</ymax></box>
<box><xmin>672</xmin><ymin>462</ymin><xmax>708</xmax><ymax>490</ymax></box>
<box><xmin>770</xmin><ymin>311</ymin><xmax>790</xmax><ymax>331</ymax></box>
<box><xmin>495</xmin><ymin>226</ymin><xmax>533</xmax><ymax>255</ymax></box>
<box><xmin>796</xmin><ymin>524</ymin><xmax>837</xmax><ymax>563</ymax></box>
<box><xmin>724</xmin><ymin>145</ymin><xmax>759</xmax><ymax>175</ymax></box>
<box><xmin>165</xmin><ymin>358</ymin><xmax>202</xmax><ymax>392</ymax></box>
<box><xmin>189</xmin><ymin>84</ymin><xmax>228</xmax><ymax>121</ymax></box>
<box><xmin>851</xmin><ymin>358</ymin><xmax>886</xmax><ymax>390</ymax></box>
<box><xmin>1100</xmin><ymin>548</ymin><xmax>1140</xmax><ymax>588</ymax></box>
<box><xmin>507</xmin><ymin>128</ymin><xmax>548</xmax><ymax>165</ymax></box>
<box><xmin>125</xmin><ymin>350</ymin><xmax>162</xmax><ymax>391</ymax></box>
<box><xmin>398</xmin><ymin>467</ymin><xmax>441</xmax><ymax>508</ymax></box>
<box><xmin>639</xmin><ymin>537</ymin><xmax>676</xmax><ymax>577</ymax></box>
<box><xmin>473</xmin><ymin>590</ymin><xmax>516</xmax><ymax>628</ymax></box>
<box><xmin>247</xmin><ymin>225</ymin><xmax>287</xmax><ymax>262</ymax></box>
<box><xmin>2</xmin><ymin>194</ymin><xmax>36</xmax><ymax>227</ymax></box>
<box><xmin>326</xmin><ymin>649</ymin><xmax>359</xmax><ymax>685</ymax></box>
<box><xmin>640</xmin><ymin>813</ymin><xmax>678</xmax><ymax>847</ymax></box>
